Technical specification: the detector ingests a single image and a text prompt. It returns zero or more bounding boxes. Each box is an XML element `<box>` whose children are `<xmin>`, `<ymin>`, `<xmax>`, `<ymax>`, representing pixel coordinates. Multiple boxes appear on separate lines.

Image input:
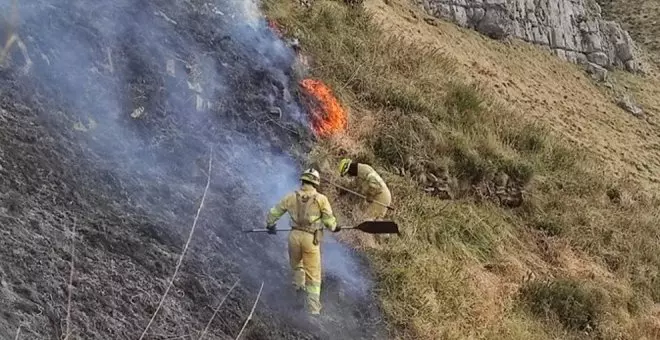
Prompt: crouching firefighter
<box><xmin>338</xmin><ymin>158</ymin><xmax>393</xmax><ymax>245</ymax></box>
<box><xmin>265</xmin><ymin>168</ymin><xmax>341</xmax><ymax>315</ymax></box>
<box><xmin>337</xmin><ymin>158</ymin><xmax>392</xmax><ymax>221</ymax></box>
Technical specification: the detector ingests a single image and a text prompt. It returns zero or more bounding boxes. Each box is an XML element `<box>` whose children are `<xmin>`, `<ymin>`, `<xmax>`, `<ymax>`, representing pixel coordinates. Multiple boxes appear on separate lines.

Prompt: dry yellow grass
<box><xmin>367</xmin><ymin>0</ymin><xmax>660</xmax><ymax>189</ymax></box>
<box><xmin>263</xmin><ymin>0</ymin><xmax>660</xmax><ymax>339</ymax></box>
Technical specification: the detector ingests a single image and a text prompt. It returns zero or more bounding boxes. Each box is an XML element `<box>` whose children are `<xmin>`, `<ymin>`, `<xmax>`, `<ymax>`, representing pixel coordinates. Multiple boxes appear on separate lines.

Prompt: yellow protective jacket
<box><xmin>356</xmin><ymin>163</ymin><xmax>391</xmax><ymax>203</ymax></box>
<box><xmin>266</xmin><ymin>184</ymin><xmax>338</xmax><ymax>233</ymax></box>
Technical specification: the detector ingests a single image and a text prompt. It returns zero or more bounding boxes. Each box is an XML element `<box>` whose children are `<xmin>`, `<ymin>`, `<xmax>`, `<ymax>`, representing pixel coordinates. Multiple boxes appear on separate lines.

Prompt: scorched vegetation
<box><xmin>0</xmin><ymin>0</ymin><xmax>385</xmax><ymax>339</ymax></box>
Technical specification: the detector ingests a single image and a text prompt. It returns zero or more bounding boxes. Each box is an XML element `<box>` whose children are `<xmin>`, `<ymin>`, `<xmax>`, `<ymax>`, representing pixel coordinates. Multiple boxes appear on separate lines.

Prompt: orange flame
<box><xmin>267</xmin><ymin>19</ymin><xmax>283</xmax><ymax>38</ymax></box>
<box><xmin>300</xmin><ymin>79</ymin><xmax>348</xmax><ymax>137</ymax></box>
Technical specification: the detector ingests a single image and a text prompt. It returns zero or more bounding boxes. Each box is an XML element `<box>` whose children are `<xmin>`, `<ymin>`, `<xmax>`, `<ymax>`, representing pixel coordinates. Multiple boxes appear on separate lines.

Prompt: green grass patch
<box><xmin>531</xmin><ymin>216</ymin><xmax>564</xmax><ymax>237</ymax></box>
<box><xmin>519</xmin><ymin>278</ymin><xmax>603</xmax><ymax>332</ymax></box>
<box><xmin>443</xmin><ymin>82</ymin><xmax>485</xmax><ymax>127</ymax></box>
<box><xmin>503</xmin><ymin>123</ymin><xmax>548</xmax><ymax>154</ymax></box>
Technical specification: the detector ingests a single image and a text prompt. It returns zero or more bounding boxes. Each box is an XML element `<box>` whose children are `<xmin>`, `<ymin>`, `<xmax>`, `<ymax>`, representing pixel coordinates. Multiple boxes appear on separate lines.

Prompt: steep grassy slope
<box><xmin>264</xmin><ymin>0</ymin><xmax>660</xmax><ymax>339</ymax></box>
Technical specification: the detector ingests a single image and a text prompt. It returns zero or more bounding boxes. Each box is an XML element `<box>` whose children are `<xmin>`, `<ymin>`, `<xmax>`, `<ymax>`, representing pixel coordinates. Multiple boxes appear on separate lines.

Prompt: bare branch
<box><xmin>14</xmin><ymin>324</ymin><xmax>21</xmax><ymax>340</ymax></box>
<box><xmin>197</xmin><ymin>278</ymin><xmax>240</xmax><ymax>340</ymax></box>
<box><xmin>63</xmin><ymin>219</ymin><xmax>77</xmax><ymax>340</ymax></box>
<box><xmin>139</xmin><ymin>147</ymin><xmax>214</xmax><ymax>340</ymax></box>
<box><xmin>234</xmin><ymin>281</ymin><xmax>264</xmax><ymax>340</ymax></box>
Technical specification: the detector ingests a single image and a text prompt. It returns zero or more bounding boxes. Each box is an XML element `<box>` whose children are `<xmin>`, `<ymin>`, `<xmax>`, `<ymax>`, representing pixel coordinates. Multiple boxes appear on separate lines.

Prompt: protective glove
<box><xmin>332</xmin><ymin>225</ymin><xmax>342</xmax><ymax>233</ymax></box>
<box><xmin>266</xmin><ymin>224</ymin><xmax>277</xmax><ymax>235</ymax></box>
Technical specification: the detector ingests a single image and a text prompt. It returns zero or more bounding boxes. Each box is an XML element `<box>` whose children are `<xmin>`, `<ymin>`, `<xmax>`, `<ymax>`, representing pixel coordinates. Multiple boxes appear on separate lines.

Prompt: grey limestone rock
<box><xmin>415</xmin><ymin>0</ymin><xmax>639</xmax><ymax>72</ymax></box>
<box><xmin>617</xmin><ymin>95</ymin><xmax>644</xmax><ymax>118</ymax></box>
<box><xmin>585</xmin><ymin>62</ymin><xmax>608</xmax><ymax>82</ymax></box>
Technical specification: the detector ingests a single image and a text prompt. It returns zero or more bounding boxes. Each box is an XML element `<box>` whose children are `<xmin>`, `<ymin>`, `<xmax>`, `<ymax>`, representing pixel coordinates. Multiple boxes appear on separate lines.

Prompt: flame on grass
<box><xmin>267</xmin><ymin>18</ymin><xmax>283</xmax><ymax>38</ymax></box>
<box><xmin>300</xmin><ymin>79</ymin><xmax>348</xmax><ymax>138</ymax></box>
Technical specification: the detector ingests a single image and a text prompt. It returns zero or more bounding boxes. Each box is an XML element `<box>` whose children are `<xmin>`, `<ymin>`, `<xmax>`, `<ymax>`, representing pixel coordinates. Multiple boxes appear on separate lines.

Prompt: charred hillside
<box><xmin>0</xmin><ymin>0</ymin><xmax>384</xmax><ymax>339</ymax></box>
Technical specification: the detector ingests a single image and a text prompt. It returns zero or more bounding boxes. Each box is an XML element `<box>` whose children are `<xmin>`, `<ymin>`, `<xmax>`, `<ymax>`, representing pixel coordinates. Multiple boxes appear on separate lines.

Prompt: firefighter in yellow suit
<box><xmin>338</xmin><ymin>158</ymin><xmax>392</xmax><ymax>221</ymax></box>
<box><xmin>338</xmin><ymin>158</ymin><xmax>392</xmax><ymax>245</ymax></box>
<box><xmin>266</xmin><ymin>168</ymin><xmax>341</xmax><ymax>315</ymax></box>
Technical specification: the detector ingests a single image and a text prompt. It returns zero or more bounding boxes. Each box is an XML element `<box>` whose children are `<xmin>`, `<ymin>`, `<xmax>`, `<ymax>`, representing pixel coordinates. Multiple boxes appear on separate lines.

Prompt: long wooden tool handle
<box><xmin>245</xmin><ymin>226</ymin><xmax>355</xmax><ymax>233</ymax></box>
<box><xmin>326</xmin><ymin>180</ymin><xmax>395</xmax><ymax>211</ymax></box>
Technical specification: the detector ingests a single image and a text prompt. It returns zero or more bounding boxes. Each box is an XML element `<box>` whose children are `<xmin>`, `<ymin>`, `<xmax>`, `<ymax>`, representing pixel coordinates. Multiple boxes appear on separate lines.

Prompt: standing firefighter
<box><xmin>338</xmin><ymin>158</ymin><xmax>392</xmax><ymax>223</ymax></box>
<box><xmin>265</xmin><ymin>168</ymin><xmax>341</xmax><ymax>315</ymax></box>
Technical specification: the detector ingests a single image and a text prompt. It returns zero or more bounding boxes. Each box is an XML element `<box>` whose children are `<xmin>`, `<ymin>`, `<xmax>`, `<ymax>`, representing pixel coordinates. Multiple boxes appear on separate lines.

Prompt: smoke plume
<box><xmin>0</xmin><ymin>0</ymin><xmax>382</xmax><ymax>337</ymax></box>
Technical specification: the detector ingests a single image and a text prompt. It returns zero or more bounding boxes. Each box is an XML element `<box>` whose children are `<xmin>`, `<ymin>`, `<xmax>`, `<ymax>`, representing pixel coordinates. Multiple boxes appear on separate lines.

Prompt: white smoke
<box><xmin>2</xmin><ymin>0</ymin><xmax>377</xmax><ymax>328</ymax></box>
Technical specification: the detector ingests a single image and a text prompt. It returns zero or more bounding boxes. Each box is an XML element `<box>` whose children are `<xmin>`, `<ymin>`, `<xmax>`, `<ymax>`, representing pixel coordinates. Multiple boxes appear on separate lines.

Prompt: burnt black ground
<box><xmin>0</xmin><ymin>0</ymin><xmax>386</xmax><ymax>339</ymax></box>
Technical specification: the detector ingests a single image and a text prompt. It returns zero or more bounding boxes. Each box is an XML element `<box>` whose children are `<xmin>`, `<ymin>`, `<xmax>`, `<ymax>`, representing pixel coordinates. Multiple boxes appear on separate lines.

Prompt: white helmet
<box><xmin>300</xmin><ymin>168</ymin><xmax>321</xmax><ymax>186</ymax></box>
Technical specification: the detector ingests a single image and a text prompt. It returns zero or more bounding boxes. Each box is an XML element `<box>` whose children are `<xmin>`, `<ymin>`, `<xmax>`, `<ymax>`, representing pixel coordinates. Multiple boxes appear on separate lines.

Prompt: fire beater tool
<box><xmin>244</xmin><ymin>220</ymin><xmax>400</xmax><ymax>235</ymax></box>
<box><xmin>325</xmin><ymin>179</ymin><xmax>395</xmax><ymax>211</ymax></box>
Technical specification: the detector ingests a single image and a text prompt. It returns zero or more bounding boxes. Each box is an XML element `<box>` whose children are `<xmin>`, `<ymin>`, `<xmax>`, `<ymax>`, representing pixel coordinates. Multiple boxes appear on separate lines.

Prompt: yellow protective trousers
<box><xmin>288</xmin><ymin>229</ymin><xmax>322</xmax><ymax>314</ymax></box>
<box><xmin>358</xmin><ymin>191</ymin><xmax>393</xmax><ymax>245</ymax></box>
<box><xmin>360</xmin><ymin>191</ymin><xmax>392</xmax><ymax>221</ymax></box>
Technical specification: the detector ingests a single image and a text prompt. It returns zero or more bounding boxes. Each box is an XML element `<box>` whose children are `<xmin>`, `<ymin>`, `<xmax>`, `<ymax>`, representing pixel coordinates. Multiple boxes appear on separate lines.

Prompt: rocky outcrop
<box><xmin>415</xmin><ymin>0</ymin><xmax>640</xmax><ymax>72</ymax></box>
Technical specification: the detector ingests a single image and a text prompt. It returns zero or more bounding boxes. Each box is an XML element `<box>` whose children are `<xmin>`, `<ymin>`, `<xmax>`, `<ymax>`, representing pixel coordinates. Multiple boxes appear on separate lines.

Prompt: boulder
<box><xmin>624</xmin><ymin>59</ymin><xmax>638</xmax><ymax>72</ymax></box>
<box><xmin>585</xmin><ymin>62</ymin><xmax>608</xmax><ymax>82</ymax></box>
<box><xmin>588</xmin><ymin>51</ymin><xmax>610</xmax><ymax>67</ymax></box>
<box><xmin>476</xmin><ymin>8</ymin><xmax>513</xmax><ymax>39</ymax></box>
<box><xmin>617</xmin><ymin>95</ymin><xmax>644</xmax><ymax>118</ymax></box>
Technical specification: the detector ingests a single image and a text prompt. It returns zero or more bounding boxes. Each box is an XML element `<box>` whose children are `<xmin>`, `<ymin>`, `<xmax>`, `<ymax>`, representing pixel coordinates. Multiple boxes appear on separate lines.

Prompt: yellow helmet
<box><xmin>301</xmin><ymin>168</ymin><xmax>321</xmax><ymax>186</ymax></box>
<box><xmin>338</xmin><ymin>158</ymin><xmax>352</xmax><ymax>177</ymax></box>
